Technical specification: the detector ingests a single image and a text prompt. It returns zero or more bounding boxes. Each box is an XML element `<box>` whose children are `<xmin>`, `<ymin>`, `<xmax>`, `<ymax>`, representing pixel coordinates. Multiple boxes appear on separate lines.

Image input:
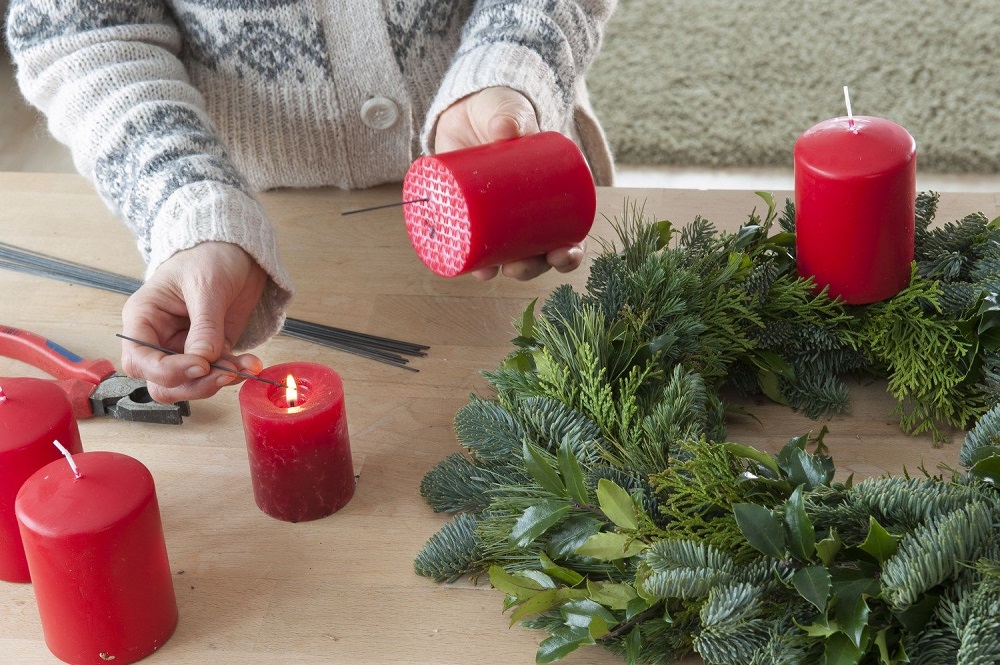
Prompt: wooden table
<box><xmin>1</xmin><ymin>173</ymin><xmax>997</xmax><ymax>664</ymax></box>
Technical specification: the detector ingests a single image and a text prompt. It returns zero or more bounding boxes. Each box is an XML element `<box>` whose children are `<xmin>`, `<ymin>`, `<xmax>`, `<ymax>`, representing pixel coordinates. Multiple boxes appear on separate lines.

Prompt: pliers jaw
<box><xmin>90</xmin><ymin>375</ymin><xmax>191</xmax><ymax>425</ymax></box>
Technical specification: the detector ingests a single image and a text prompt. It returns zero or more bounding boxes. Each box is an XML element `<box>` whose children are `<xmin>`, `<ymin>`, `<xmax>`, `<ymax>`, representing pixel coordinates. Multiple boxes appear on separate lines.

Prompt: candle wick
<box><xmin>341</xmin><ymin>198</ymin><xmax>428</xmax><ymax>216</ymax></box>
<box><xmin>843</xmin><ymin>85</ymin><xmax>859</xmax><ymax>134</ymax></box>
<box><xmin>52</xmin><ymin>440</ymin><xmax>82</xmax><ymax>479</ymax></box>
<box><xmin>0</xmin><ymin>386</ymin><xmax>6</xmax><ymax>403</ymax></box>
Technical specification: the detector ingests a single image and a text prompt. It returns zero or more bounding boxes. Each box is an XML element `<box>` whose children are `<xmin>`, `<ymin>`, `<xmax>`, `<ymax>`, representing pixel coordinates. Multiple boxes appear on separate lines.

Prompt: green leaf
<box><xmin>510</xmin><ymin>500</ymin><xmax>572</xmax><ymax>547</ymax></box>
<box><xmin>596</xmin><ymin>479</ymin><xmax>639</xmax><ymax>530</ymax></box>
<box><xmin>835</xmin><ymin>592</ymin><xmax>869</xmax><ymax>649</ymax></box>
<box><xmin>791</xmin><ymin>566</ymin><xmax>831</xmax><ymax>614</ymax></box>
<box><xmin>816</xmin><ymin>529</ymin><xmax>842</xmax><ymax>567</ymax></box>
<box><xmin>625</xmin><ymin>627</ymin><xmax>642</xmax><ymax>664</ymax></box>
<box><xmin>733</xmin><ymin>503</ymin><xmax>785</xmax><ymax>558</ymax></box>
<box><xmin>753</xmin><ymin>349</ymin><xmax>796</xmax><ymax>381</ymax></box>
<box><xmin>588</xmin><ymin>615</ymin><xmax>610</xmax><ymax>640</ymax></box>
<box><xmin>822</xmin><ymin>631</ymin><xmax>865</xmax><ymax>665</ymax></box>
<box><xmin>891</xmin><ymin>593</ymin><xmax>940</xmax><ymax>632</ymax></box>
<box><xmin>859</xmin><ymin>517</ymin><xmax>901</xmax><ymax>565</ymax></box>
<box><xmin>626</xmin><ymin>595</ymin><xmax>651</xmax><ymax>620</ymax></box>
<box><xmin>652</xmin><ymin>220</ymin><xmax>673</xmax><ymax>250</ymax></box>
<box><xmin>970</xmin><ymin>454</ymin><xmax>1000</xmax><ymax>485</ymax></box>
<box><xmin>517</xmin><ymin>298</ymin><xmax>537</xmax><ymax>339</ymax></box>
<box><xmin>545</xmin><ymin>515</ymin><xmax>604</xmax><ymax>559</ymax></box>
<box><xmin>560</xmin><ymin>599</ymin><xmax>618</xmax><ymax>630</ymax></box>
<box><xmin>586</xmin><ymin>580</ymin><xmax>638</xmax><ymax>610</ymax></box>
<box><xmin>510</xmin><ymin>588</ymin><xmax>560</xmax><ymax>625</ymax></box>
<box><xmin>558</xmin><ymin>442</ymin><xmax>589</xmax><ymax>504</ymax></box>
<box><xmin>517</xmin><ymin>569</ymin><xmax>558</xmax><ymax>590</ymax></box>
<box><xmin>757</xmin><ymin>368</ymin><xmax>790</xmax><ymax>406</ymax></box>
<box><xmin>576</xmin><ymin>532</ymin><xmax>646</xmax><ymax>560</ymax></box>
<box><xmin>784</xmin><ymin>486</ymin><xmax>816</xmax><ymax>561</ymax></box>
<box><xmin>489</xmin><ymin>566</ymin><xmax>546</xmax><ymax>600</ymax></box>
<box><xmin>536</xmin><ymin>625</ymin><xmax>593</xmax><ymax>665</ymax></box>
<box><xmin>792</xmin><ymin>566</ymin><xmax>831</xmax><ymax>615</ymax></box>
<box><xmin>783</xmin><ymin>446</ymin><xmax>833</xmax><ymax>490</ymax></box>
<box><xmin>540</xmin><ymin>552</ymin><xmax>585</xmax><ymax>586</ymax></box>
<box><xmin>723</xmin><ymin>442</ymin><xmax>781</xmax><ymax>478</ymax></box>
<box><xmin>523</xmin><ymin>441</ymin><xmax>566</xmax><ymax>497</ymax></box>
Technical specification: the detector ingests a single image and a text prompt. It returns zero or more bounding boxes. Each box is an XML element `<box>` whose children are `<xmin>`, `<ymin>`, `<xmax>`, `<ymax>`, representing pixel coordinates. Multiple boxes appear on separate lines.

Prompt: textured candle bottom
<box><xmin>402</xmin><ymin>157</ymin><xmax>472</xmax><ymax>277</ymax></box>
<box><xmin>247</xmin><ymin>417</ymin><xmax>356</xmax><ymax>522</ymax></box>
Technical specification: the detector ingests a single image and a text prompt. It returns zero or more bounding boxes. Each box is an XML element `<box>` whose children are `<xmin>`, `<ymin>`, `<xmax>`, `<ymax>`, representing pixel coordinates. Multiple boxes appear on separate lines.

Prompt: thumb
<box><xmin>478</xmin><ymin>87</ymin><xmax>540</xmax><ymax>142</ymax></box>
<box><xmin>183</xmin><ymin>286</ymin><xmax>228</xmax><ymax>362</ymax></box>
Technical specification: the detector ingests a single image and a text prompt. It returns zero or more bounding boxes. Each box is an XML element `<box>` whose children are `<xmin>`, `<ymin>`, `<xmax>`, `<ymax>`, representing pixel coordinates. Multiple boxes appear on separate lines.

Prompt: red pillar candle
<box><xmin>0</xmin><ymin>378</ymin><xmax>82</xmax><ymax>583</ymax></box>
<box><xmin>794</xmin><ymin>115</ymin><xmax>917</xmax><ymax>304</ymax></box>
<box><xmin>15</xmin><ymin>451</ymin><xmax>177</xmax><ymax>665</ymax></box>
<box><xmin>402</xmin><ymin>131</ymin><xmax>597</xmax><ymax>277</ymax></box>
<box><xmin>239</xmin><ymin>362</ymin><xmax>355</xmax><ymax>522</ymax></box>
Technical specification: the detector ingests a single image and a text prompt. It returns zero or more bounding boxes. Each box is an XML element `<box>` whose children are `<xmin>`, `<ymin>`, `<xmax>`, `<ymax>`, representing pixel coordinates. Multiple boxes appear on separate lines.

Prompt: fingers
<box><xmin>434</xmin><ymin>87</ymin><xmax>539</xmax><ymax>153</ymax></box>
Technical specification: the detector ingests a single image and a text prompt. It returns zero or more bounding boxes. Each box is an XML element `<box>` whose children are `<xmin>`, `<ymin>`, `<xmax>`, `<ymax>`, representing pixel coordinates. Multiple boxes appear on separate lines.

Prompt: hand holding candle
<box><xmin>402</xmin><ymin>131</ymin><xmax>597</xmax><ymax>277</ymax></box>
<box><xmin>0</xmin><ymin>377</ymin><xmax>82</xmax><ymax>583</ymax></box>
<box><xmin>239</xmin><ymin>362</ymin><xmax>355</xmax><ymax>522</ymax></box>
<box><xmin>794</xmin><ymin>88</ymin><xmax>917</xmax><ymax>304</ymax></box>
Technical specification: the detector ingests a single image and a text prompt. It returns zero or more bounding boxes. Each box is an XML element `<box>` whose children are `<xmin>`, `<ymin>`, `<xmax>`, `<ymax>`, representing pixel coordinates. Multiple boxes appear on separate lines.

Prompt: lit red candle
<box><xmin>15</xmin><ymin>450</ymin><xmax>177</xmax><ymax>664</ymax></box>
<box><xmin>794</xmin><ymin>113</ymin><xmax>917</xmax><ymax>304</ymax></box>
<box><xmin>0</xmin><ymin>378</ymin><xmax>82</xmax><ymax>583</ymax></box>
<box><xmin>239</xmin><ymin>362</ymin><xmax>355</xmax><ymax>522</ymax></box>
<box><xmin>402</xmin><ymin>131</ymin><xmax>597</xmax><ymax>276</ymax></box>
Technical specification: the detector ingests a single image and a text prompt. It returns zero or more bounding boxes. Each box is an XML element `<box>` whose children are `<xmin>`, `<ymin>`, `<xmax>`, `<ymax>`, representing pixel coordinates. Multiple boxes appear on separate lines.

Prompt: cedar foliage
<box><xmin>415</xmin><ymin>194</ymin><xmax>1000</xmax><ymax>664</ymax></box>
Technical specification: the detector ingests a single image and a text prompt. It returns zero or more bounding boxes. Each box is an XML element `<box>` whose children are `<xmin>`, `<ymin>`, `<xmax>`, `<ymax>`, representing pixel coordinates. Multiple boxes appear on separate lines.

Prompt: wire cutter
<box><xmin>0</xmin><ymin>325</ymin><xmax>190</xmax><ymax>424</ymax></box>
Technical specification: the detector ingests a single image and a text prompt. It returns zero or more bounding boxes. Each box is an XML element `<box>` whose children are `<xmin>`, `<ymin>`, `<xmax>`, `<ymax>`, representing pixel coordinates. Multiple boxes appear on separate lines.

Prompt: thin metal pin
<box><xmin>115</xmin><ymin>334</ymin><xmax>286</xmax><ymax>388</ymax></box>
<box><xmin>341</xmin><ymin>198</ymin><xmax>428</xmax><ymax>216</ymax></box>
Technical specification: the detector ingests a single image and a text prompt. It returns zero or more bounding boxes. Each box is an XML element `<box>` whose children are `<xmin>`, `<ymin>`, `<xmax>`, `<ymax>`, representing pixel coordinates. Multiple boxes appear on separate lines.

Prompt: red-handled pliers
<box><xmin>0</xmin><ymin>325</ymin><xmax>190</xmax><ymax>424</ymax></box>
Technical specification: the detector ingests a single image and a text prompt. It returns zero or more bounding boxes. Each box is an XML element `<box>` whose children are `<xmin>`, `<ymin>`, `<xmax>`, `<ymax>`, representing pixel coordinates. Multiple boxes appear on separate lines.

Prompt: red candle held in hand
<box><xmin>0</xmin><ymin>378</ymin><xmax>82</xmax><ymax>583</ymax></box>
<box><xmin>239</xmin><ymin>362</ymin><xmax>355</xmax><ymax>522</ymax></box>
<box><xmin>794</xmin><ymin>115</ymin><xmax>917</xmax><ymax>304</ymax></box>
<box><xmin>15</xmin><ymin>451</ymin><xmax>177</xmax><ymax>665</ymax></box>
<box><xmin>402</xmin><ymin>131</ymin><xmax>597</xmax><ymax>277</ymax></box>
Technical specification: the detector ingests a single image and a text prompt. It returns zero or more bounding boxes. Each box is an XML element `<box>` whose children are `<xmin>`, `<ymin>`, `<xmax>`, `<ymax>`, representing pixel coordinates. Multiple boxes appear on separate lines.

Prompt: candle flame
<box><xmin>286</xmin><ymin>375</ymin><xmax>298</xmax><ymax>408</ymax></box>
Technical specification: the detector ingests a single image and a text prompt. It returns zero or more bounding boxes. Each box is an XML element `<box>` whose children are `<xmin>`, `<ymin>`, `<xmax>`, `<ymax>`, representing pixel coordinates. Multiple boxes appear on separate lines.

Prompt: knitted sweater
<box><xmin>5</xmin><ymin>0</ymin><xmax>617</xmax><ymax>349</ymax></box>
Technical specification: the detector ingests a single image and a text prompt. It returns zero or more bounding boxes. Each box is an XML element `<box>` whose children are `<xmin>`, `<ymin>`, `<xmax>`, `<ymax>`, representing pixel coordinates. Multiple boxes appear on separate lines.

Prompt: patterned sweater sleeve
<box><xmin>420</xmin><ymin>0</ymin><xmax>617</xmax><ymax>153</ymax></box>
<box><xmin>5</xmin><ymin>1</ymin><xmax>294</xmax><ymax>351</ymax></box>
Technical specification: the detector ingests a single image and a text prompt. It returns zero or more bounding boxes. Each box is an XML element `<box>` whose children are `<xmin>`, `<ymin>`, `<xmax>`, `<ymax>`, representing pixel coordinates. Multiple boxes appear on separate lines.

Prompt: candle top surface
<box><xmin>15</xmin><ymin>451</ymin><xmax>156</xmax><ymax>537</ymax></box>
<box><xmin>239</xmin><ymin>361</ymin><xmax>344</xmax><ymax>418</ymax></box>
<box><xmin>0</xmin><ymin>377</ymin><xmax>73</xmax><ymax>454</ymax></box>
<box><xmin>795</xmin><ymin>116</ymin><xmax>916</xmax><ymax>178</ymax></box>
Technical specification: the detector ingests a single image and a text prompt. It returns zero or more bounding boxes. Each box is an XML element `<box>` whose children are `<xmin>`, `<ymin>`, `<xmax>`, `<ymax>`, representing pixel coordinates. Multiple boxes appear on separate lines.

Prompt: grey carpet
<box><xmin>587</xmin><ymin>0</ymin><xmax>1000</xmax><ymax>173</ymax></box>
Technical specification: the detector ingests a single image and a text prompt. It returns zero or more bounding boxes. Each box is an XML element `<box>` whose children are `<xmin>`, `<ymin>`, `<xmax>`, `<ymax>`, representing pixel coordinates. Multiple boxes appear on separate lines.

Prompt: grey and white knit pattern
<box><xmin>6</xmin><ymin>0</ymin><xmax>616</xmax><ymax>350</ymax></box>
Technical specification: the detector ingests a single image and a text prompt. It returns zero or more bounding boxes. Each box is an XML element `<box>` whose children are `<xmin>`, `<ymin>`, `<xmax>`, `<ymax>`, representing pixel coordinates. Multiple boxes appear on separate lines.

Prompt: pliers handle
<box><xmin>0</xmin><ymin>325</ymin><xmax>189</xmax><ymax>424</ymax></box>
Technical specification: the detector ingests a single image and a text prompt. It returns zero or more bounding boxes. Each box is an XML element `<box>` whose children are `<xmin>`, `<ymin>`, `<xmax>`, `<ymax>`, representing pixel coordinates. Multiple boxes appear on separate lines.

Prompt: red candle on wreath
<box><xmin>402</xmin><ymin>131</ymin><xmax>597</xmax><ymax>277</ymax></box>
<box><xmin>794</xmin><ymin>89</ymin><xmax>917</xmax><ymax>304</ymax></box>
<box><xmin>15</xmin><ymin>450</ymin><xmax>177</xmax><ymax>665</ymax></box>
<box><xmin>0</xmin><ymin>378</ymin><xmax>83</xmax><ymax>583</ymax></box>
<box><xmin>239</xmin><ymin>362</ymin><xmax>355</xmax><ymax>522</ymax></box>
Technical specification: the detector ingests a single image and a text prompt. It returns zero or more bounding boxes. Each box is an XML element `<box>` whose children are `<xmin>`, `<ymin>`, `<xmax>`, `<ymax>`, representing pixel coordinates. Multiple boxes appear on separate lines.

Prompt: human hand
<box><xmin>434</xmin><ymin>86</ymin><xmax>587</xmax><ymax>281</ymax></box>
<box><xmin>120</xmin><ymin>242</ymin><xmax>268</xmax><ymax>403</ymax></box>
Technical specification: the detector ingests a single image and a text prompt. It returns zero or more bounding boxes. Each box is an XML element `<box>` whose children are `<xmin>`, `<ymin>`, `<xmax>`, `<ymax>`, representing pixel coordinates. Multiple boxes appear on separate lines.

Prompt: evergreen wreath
<box><xmin>414</xmin><ymin>193</ymin><xmax>1000</xmax><ymax>665</ymax></box>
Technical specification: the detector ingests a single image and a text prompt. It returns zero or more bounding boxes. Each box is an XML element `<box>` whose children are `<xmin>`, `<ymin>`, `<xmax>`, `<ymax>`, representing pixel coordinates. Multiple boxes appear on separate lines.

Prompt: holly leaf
<box><xmin>822</xmin><ymin>631</ymin><xmax>865</xmax><ymax>665</ymax></box>
<box><xmin>859</xmin><ymin>517</ymin><xmax>901</xmax><ymax>565</ymax></box>
<box><xmin>653</xmin><ymin>220</ymin><xmax>674</xmax><ymax>250</ymax></box>
<box><xmin>835</xmin><ymin>592</ymin><xmax>870</xmax><ymax>650</ymax></box>
<box><xmin>560</xmin><ymin>599</ymin><xmax>617</xmax><ymax>630</ymax></box>
<box><xmin>784</xmin><ymin>486</ymin><xmax>816</xmax><ymax>561</ymax></box>
<box><xmin>536</xmin><ymin>625</ymin><xmax>593</xmax><ymax>664</ymax></box>
<box><xmin>509</xmin><ymin>588</ymin><xmax>560</xmax><ymax>625</ymax></box>
<box><xmin>510</xmin><ymin>500</ymin><xmax>572</xmax><ymax>547</ymax></box>
<box><xmin>733</xmin><ymin>503</ymin><xmax>785</xmax><ymax>558</ymax></box>
<box><xmin>596</xmin><ymin>479</ymin><xmax>639</xmax><ymax>530</ymax></box>
<box><xmin>757</xmin><ymin>368</ymin><xmax>790</xmax><ymax>406</ymax></box>
<box><xmin>523</xmin><ymin>441</ymin><xmax>566</xmax><ymax>497</ymax></box>
<box><xmin>816</xmin><ymin>529</ymin><xmax>842</xmax><ymax>567</ymax></box>
<box><xmin>791</xmin><ymin>566</ymin><xmax>831</xmax><ymax>614</ymax></box>
<box><xmin>970</xmin><ymin>454</ymin><xmax>1000</xmax><ymax>485</ymax></box>
<box><xmin>545</xmin><ymin>515</ymin><xmax>604</xmax><ymax>559</ymax></box>
<box><xmin>783</xmin><ymin>446</ymin><xmax>833</xmax><ymax>490</ymax></box>
<box><xmin>517</xmin><ymin>299</ymin><xmax>537</xmax><ymax>340</ymax></box>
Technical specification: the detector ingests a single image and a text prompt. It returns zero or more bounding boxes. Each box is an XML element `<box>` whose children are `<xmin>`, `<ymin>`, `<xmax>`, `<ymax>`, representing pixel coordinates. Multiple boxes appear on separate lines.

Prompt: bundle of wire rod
<box><xmin>0</xmin><ymin>242</ymin><xmax>427</xmax><ymax>370</ymax></box>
